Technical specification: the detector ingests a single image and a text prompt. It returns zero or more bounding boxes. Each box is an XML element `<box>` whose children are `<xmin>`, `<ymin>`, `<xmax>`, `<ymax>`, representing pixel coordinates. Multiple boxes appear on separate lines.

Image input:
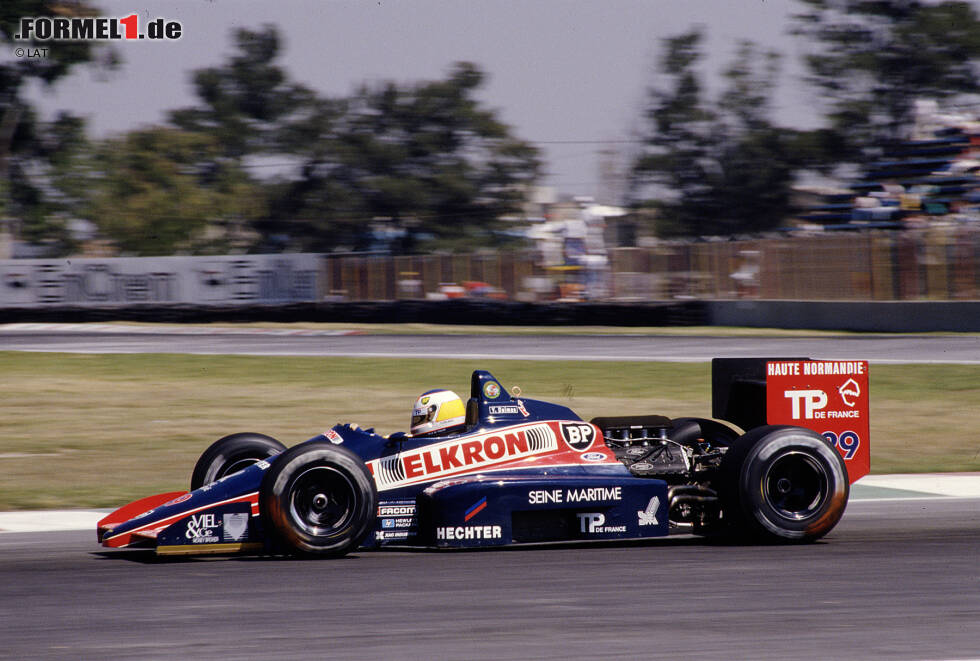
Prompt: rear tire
<box><xmin>259</xmin><ymin>442</ymin><xmax>377</xmax><ymax>557</ymax></box>
<box><xmin>190</xmin><ymin>433</ymin><xmax>286</xmax><ymax>491</ymax></box>
<box><xmin>720</xmin><ymin>425</ymin><xmax>848</xmax><ymax>543</ymax></box>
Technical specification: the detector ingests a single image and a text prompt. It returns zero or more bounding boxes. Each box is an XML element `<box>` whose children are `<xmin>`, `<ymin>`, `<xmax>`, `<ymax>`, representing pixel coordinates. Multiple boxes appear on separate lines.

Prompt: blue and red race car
<box><xmin>98</xmin><ymin>358</ymin><xmax>870</xmax><ymax>557</ymax></box>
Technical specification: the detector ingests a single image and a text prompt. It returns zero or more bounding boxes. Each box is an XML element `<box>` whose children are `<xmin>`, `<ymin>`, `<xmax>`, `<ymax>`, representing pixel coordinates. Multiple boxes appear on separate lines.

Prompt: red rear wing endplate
<box><xmin>711</xmin><ymin>358</ymin><xmax>870</xmax><ymax>484</ymax></box>
<box><xmin>765</xmin><ymin>360</ymin><xmax>870</xmax><ymax>483</ymax></box>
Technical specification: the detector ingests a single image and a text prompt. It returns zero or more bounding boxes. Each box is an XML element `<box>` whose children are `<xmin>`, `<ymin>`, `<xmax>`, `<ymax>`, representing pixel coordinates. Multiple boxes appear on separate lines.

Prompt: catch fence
<box><xmin>324</xmin><ymin>228</ymin><xmax>980</xmax><ymax>302</ymax></box>
<box><xmin>3</xmin><ymin>229</ymin><xmax>977</xmax><ymax>309</ymax></box>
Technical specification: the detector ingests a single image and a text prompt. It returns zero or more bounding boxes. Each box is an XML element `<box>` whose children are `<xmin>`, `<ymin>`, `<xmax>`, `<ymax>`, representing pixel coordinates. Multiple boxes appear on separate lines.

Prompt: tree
<box><xmin>629</xmin><ymin>29</ymin><xmax>715</xmax><ymax>236</ymax></box>
<box><xmin>793</xmin><ymin>0</ymin><xmax>980</xmax><ymax>154</ymax></box>
<box><xmin>266</xmin><ymin>62</ymin><xmax>540</xmax><ymax>253</ymax></box>
<box><xmin>170</xmin><ymin>26</ymin><xmax>539</xmax><ymax>254</ymax></box>
<box><xmin>19</xmin><ymin>112</ymin><xmax>91</xmax><ymax>252</ymax></box>
<box><xmin>85</xmin><ymin>128</ymin><xmax>262</xmax><ymax>255</ymax></box>
<box><xmin>0</xmin><ymin>1</ymin><xmax>117</xmax><ymax>253</ymax></box>
<box><xmin>169</xmin><ymin>24</ymin><xmax>315</xmax><ymax>160</ymax></box>
<box><xmin>630</xmin><ymin>31</ymin><xmax>805</xmax><ymax>237</ymax></box>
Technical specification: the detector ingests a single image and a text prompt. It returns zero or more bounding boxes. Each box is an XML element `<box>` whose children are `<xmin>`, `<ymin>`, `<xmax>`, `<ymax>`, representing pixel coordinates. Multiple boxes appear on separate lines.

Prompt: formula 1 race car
<box><xmin>98</xmin><ymin>358</ymin><xmax>871</xmax><ymax>557</ymax></box>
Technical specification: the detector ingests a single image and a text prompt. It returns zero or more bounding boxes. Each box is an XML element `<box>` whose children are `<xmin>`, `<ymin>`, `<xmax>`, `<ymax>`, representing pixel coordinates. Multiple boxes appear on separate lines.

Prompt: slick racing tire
<box><xmin>668</xmin><ymin>417</ymin><xmax>740</xmax><ymax>448</ymax></box>
<box><xmin>259</xmin><ymin>442</ymin><xmax>377</xmax><ymax>557</ymax></box>
<box><xmin>190</xmin><ymin>433</ymin><xmax>287</xmax><ymax>491</ymax></box>
<box><xmin>720</xmin><ymin>425</ymin><xmax>848</xmax><ymax>543</ymax></box>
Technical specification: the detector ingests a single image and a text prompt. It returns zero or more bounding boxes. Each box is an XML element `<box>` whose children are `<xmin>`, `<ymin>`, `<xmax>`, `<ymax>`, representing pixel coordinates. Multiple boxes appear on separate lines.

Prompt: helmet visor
<box><xmin>411</xmin><ymin>406</ymin><xmax>435</xmax><ymax>428</ymax></box>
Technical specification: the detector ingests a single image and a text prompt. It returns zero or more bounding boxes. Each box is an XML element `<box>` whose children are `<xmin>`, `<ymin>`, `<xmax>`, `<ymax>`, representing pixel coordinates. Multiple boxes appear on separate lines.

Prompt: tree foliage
<box><xmin>630</xmin><ymin>30</ymin><xmax>806</xmax><ymax>237</ymax></box>
<box><xmin>793</xmin><ymin>0</ymin><xmax>980</xmax><ymax>153</ymax></box>
<box><xmin>85</xmin><ymin>128</ymin><xmax>262</xmax><ymax>255</ymax></box>
<box><xmin>169</xmin><ymin>25</ymin><xmax>316</xmax><ymax>160</ymax></box>
<box><xmin>267</xmin><ymin>62</ymin><xmax>540</xmax><ymax>253</ymax></box>
<box><xmin>0</xmin><ymin>0</ymin><xmax>117</xmax><ymax>254</ymax></box>
<box><xmin>6</xmin><ymin>22</ymin><xmax>539</xmax><ymax>256</ymax></box>
<box><xmin>166</xmin><ymin>28</ymin><xmax>539</xmax><ymax>254</ymax></box>
<box><xmin>0</xmin><ymin>1</ymin><xmax>113</xmax><ymax>88</ymax></box>
<box><xmin>19</xmin><ymin>112</ymin><xmax>91</xmax><ymax>251</ymax></box>
<box><xmin>630</xmin><ymin>2</ymin><xmax>980</xmax><ymax>238</ymax></box>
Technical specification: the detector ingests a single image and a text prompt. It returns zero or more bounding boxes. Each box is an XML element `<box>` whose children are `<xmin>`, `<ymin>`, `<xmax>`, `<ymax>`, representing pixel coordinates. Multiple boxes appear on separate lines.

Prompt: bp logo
<box><xmin>560</xmin><ymin>422</ymin><xmax>595</xmax><ymax>451</ymax></box>
<box><xmin>483</xmin><ymin>381</ymin><xmax>501</xmax><ymax>399</ymax></box>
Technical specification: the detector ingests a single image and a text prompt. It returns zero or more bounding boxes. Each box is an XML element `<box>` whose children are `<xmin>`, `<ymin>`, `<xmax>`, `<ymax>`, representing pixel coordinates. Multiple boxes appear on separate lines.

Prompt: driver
<box><xmin>410</xmin><ymin>389</ymin><xmax>466</xmax><ymax>437</ymax></box>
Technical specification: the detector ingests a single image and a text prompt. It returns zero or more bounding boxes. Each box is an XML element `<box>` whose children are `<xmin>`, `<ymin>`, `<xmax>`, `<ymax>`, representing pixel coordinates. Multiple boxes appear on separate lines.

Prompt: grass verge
<box><xmin>0</xmin><ymin>352</ymin><xmax>977</xmax><ymax>510</ymax></box>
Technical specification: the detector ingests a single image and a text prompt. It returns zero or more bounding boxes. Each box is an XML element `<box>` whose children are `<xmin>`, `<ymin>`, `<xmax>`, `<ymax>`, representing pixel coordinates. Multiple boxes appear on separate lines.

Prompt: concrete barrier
<box><xmin>3</xmin><ymin>299</ymin><xmax>979</xmax><ymax>331</ymax></box>
<box><xmin>0</xmin><ymin>300</ymin><xmax>708</xmax><ymax>327</ymax></box>
<box><xmin>706</xmin><ymin>300</ymin><xmax>980</xmax><ymax>332</ymax></box>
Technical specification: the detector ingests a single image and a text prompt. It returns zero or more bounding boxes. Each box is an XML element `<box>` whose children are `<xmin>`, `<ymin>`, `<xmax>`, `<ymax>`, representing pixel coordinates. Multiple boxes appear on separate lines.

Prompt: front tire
<box><xmin>191</xmin><ymin>432</ymin><xmax>286</xmax><ymax>490</ymax></box>
<box><xmin>720</xmin><ymin>425</ymin><xmax>848</xmax><ymax>543</ymax></box>
<box><xmin>259</xmin><ymin>443</ymin><xmax>377</xmax><ymax>557</ymax></box>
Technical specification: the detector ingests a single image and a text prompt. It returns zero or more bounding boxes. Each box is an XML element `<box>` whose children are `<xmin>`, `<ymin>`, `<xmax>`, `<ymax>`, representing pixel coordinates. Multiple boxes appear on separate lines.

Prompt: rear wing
<box><xmin>712</xmin><ymin>358</ymin><xmax>870</xmax><ymax>483</ymax></box>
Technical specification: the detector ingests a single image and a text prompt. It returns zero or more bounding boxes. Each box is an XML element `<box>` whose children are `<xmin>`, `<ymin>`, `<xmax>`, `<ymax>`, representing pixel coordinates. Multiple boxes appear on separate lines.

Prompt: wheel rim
<box><xmin>762</xmin><ymin>451</ymin><xmax>829</xmax><ymax>520</ymax></box>
<box><xmin>287</xmin><ymin>465</ymin><xmax>357</xmax><ymax>537</ymax></box>
<box><xmin>218</xmin><ymin>457</ymin><xmax>261</xmax><ymax>480</ymax></box>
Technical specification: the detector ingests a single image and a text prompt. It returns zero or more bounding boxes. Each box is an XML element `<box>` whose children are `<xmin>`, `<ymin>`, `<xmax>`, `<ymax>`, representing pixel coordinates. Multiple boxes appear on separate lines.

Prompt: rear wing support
<box><xmin>711</xmin><ymin>357</ymin><xmax>809</xmax><ymax>432</ymax></box>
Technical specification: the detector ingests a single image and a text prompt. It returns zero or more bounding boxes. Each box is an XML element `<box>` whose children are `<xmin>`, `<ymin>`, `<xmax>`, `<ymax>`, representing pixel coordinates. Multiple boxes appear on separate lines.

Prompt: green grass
<box><xmin>0</xmin><ymin>352</ymin><xmax>977</xmax><ymax>510</ymax></box>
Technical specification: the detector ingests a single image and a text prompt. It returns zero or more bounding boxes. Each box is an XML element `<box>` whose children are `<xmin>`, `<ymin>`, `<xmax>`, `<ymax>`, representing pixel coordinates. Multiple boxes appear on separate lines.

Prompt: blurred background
<box><xmin>3</xmin><ymin>0</ymin><xmax>980</xmax><ymax>305</ymax></box>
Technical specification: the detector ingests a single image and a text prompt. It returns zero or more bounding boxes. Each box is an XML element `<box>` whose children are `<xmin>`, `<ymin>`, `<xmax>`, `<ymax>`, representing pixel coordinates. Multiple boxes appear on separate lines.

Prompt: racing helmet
<box><xmin>410</xmin><ymin>389</ymin><xmax>466</xmax><ymax>436</ymax></box>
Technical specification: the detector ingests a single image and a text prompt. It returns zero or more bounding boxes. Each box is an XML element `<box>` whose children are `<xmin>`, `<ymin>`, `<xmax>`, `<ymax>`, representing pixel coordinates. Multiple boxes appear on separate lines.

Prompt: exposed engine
<box><xmin>595</xmin><ymin>415</ymin><xmax>729</xmax><ymax>531</ymax></box>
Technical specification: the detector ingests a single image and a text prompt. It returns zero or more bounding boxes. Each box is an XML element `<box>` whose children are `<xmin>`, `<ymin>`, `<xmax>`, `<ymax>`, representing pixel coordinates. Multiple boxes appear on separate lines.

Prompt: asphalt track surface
<box><xmin>1</xmin><ymin>498</ymin><xmax>978</xmax><ymax>661</ymax></box>
<box><xmin>1</xmin><ymin>325</ymin><xmax>979</xmax><ymax>362</ymax></box>
<box><xmin>2</xmin><ymin>326</ymin><xmax>978</xmax><ymax>659</ymax></box>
